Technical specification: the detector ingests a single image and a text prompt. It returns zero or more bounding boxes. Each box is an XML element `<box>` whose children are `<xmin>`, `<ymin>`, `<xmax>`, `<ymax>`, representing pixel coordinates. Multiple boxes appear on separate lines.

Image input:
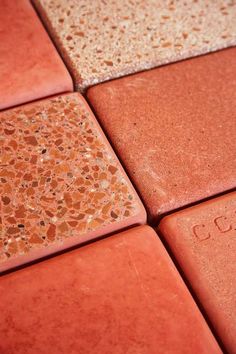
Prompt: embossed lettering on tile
<box><xmin>33</xmin><ymin>0</ymin><xmax>236</xmax><ymax>90</ymax></box>
<box><xmin>0</xmin><ymin>93</ymin><xmax>146</xmax><ymax>272</ymax></box>
<box><xmin>159</xmin><ymin>192</ymin><xmax>236</xmax><ymax>354</ymax></box>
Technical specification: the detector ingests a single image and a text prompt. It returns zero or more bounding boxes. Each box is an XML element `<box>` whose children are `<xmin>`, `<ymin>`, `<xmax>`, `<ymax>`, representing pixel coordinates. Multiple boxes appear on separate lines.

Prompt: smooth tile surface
<box><xmin>0</xmin><ymin>0</ymin><xmax>73</xmax><ymax>110</ymax></box>
<box><xmin>159</xmin><ymin>192</ymin><xmax>236</xmax><ymax>354</ymax></box>
<box><xmin>33</xmin><ymin>0</ymin><xmax>236</xmax><ymax>91</ymax></box>
<box><xmin>87</xmin><ymin>48</ymin><xmax>236</xmax><ymax>219</ymax></box>
<box><xmin>0</xmin><ymin>93</ymin><xmax>146</xmax><ymax>272</ymax></box>
<box><xmin>0</xmin><ymin>226</ymin><xmax>221</xmax><ymax>354</ymax></box>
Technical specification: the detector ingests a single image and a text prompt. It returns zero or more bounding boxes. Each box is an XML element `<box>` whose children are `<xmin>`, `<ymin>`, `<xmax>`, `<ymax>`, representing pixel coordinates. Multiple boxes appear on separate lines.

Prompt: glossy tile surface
<box><xmin>0</xmin><ymin>226</ymin><xmax>221</xmax><ymax>354</ymax></box>
<box><xmin>0</xmin><ymin>0</ymin><xmax>73</xmax><ymax>110</ymax></box>
<box><xmin>159</xmin><ymin>192</ymin><xmax>236</xmax><ymax>354</ymax></box>
<box><xmin>0</xmin><ymin>93</ymin><xmax>146</xmax><ymax>272</ymax></box>
<box><xmin>88</xmin><ymin>48</ymin><xmax>236</xmax><ymax>219</ymax></box>
<box><xmin>33</xmin><ymin>0</ymin><xmax>236</xmax><ymax>90</ymax></box>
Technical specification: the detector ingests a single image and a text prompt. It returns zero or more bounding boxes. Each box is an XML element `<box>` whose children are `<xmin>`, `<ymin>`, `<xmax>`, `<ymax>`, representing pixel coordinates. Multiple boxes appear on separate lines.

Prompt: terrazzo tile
<box><xmin>0</xmin><ymin>226</ymin><xmax>221</xmax><ymax>354</ymax></box>
<box><xmin>87</xmin><ymin>48</ymin><xmax>236</xmax><ymax>220</ymax></box>
<box><xmin>158</xmin><ymin>192</ymin><xmax>236</xmax><ymax>354</ymax></box>
<box><xmin>33</xmin><ymin>0</ymin><xmax>236</xmax><ymax>91</ymax></box>
<box><xmin>0</xmin><ymin>93</ymin><xmax>146</xmax><ymax>273</ymax></box>
<box><xmin>0</xmin><ymin>0</ymin><xmax>73</xmax><ymax>110</ymax></box>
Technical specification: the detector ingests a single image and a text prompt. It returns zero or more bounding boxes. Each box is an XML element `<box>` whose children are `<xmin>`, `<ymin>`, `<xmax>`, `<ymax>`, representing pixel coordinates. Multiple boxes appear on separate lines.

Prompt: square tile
<box><xmin>0</xmin><ymin>93</ymin><xmax>146</xmax><ymax>272</ymax></box>
<box><xmin>87</xmin><ymin>48</ymin><xmax>236</xmax><ymax>220</ymax></box>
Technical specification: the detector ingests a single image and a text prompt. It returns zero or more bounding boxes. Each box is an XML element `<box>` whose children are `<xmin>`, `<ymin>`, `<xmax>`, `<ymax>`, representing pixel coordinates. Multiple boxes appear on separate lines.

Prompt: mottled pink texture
<box><xmin>0</xmin><ymin>226</ymin><xmax>221</xmax><ymax>354</ymax></box>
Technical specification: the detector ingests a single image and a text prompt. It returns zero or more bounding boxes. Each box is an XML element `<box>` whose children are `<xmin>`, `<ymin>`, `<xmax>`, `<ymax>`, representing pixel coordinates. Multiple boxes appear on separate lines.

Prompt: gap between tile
<box><xmin>155</xmin><ymin>187</ymin><xmax>236</xmax><ymax>225</ymax></box>
<box><xmin>0</xmin><ymin>221</ymin><xmax>143</xmax><ymax>277</ymax></box>
<box><xmin>157</xmin><ymin>225</ymin><xmax>228</xmax><ymax>354</ymax></box>
<box><xmin>30</xmin><ymin>0</ymin><xmax>76</xmax><ymax>91</ymax></box>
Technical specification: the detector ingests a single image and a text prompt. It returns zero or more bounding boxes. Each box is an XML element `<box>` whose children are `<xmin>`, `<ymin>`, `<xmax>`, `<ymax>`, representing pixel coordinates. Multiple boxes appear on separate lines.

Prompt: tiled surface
<box><xmin>87</xmin><ymin>48</ymin><xmax>236</xmax><ymax>220</ymax></box>
<box><xmin>0</xmin><ymin>93</ymin><xmax>146</xmax><ymax>272</ymax></box>
<box><xmin>0</xmin><ymin>1</ymin><xmax>235</xmax><ymax>351</ymax></box>
<box><xmin>33</xmin><ymin>0</ymin><xmax>236</xmax><ymax>91</ymax></box>
<box><xmin>0</xmin><ymin>0</ymin><xmax>73</xmax><ymax>110</ymax></box>
<box><xmin>0</xmin><ymin>226</ymin><xmax>221</xmax><ymax>354</ymax></box>
<box><xmin>159</xmin><ymin>192</ymin><xmax>236</xmax><ymax>354</ymax></box>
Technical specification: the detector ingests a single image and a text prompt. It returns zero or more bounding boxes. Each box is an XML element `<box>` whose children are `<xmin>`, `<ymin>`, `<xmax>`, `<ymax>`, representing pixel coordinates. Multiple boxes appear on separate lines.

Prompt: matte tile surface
<box><xmin>88</xmin><ymin>48</ymin><xmax>236</xmax><ymax>219</ymax></box>
<box><xmin>33</xmin><ymin>0</ymin><xmax>236</xmax><ymax>90</ymax></box>
<box><xmin>0</xmin><ymin>0</ymin><xmax>73</xmax><ymax>110</ymax></box>
<box><xmin>0</xmin><ymin>226</ymin><xmax>221</xmax><ymax>354</ymax></box>
<box><xmin>0</xmin><ymin>93</ymin><xmax>146</xmax><ymax>272</ymax></box>
<box><xmin>159</xmin><ymin>192</ymin><xmax>236</xmax><ymax>354</ymax></box>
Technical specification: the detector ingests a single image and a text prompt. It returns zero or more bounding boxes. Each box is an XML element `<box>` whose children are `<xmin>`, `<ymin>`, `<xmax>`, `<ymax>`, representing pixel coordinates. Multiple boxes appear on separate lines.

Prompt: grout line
<box><xmin>155</xmin><ymin>186</ymin><xmax>236</xmax><ymax>226</ymax></box>
<box><xmin>83</xmin><ymin>46</ymin><xmax>236</xmax><ymax>96</ymax></box>
<box><xmin>30</xmin><ymin>1</ymin><xmax>236</xmax><ymax>97</ymax></box>
<box><xmin>84</xmin><ymin>95</ymin><xmax>149</xmax><ymax>213</ymax></box>
<box><xmin>0</xmin><ymin>222</ymin><xmax>145</xmax><ymax>277</ymax></box>
<box><xmin>0</xmin><ymin>90</ymin><xmax>72</xmax><ymax>113</ymax></box>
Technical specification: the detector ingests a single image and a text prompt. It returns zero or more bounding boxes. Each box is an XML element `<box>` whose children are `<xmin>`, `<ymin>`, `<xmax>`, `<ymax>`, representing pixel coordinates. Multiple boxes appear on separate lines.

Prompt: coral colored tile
<box><xmin>0</xmin><ymin>0</ymin><xmax>73</xmax><ymax>110</ymax></box>
<box><xmin>0</xmin><ymin>93</ymin><xmax>146</xmax><ymax>273</ymax></box>
<box><xmin>87</xmin><ymin>48</ymin><xmax>236</xmax><ymax>219</ymax></box>
<box><xmin>0</xmin><ymin>226</ymin><xmax>221</xmax><ymax>354</ymax></box>
<box><xmin>33</xmin><ymin>0</ymin><xmax>236</xmax><ymax>91</ymax></box>
<box><xmin>159</xmin><ymin>192</ymin><xmax>236</xmax><ymax>354</ymax></box>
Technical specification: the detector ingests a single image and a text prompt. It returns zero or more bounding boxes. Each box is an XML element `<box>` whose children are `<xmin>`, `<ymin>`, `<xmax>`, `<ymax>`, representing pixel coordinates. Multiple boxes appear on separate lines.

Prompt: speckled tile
<box><xmin>0</xmin><ymin>226</ymin><xmax>221</xmax><ymax>354</ymax></box>
<box><xmin>0</xmin><ymin>0</ymin><xmax>73</xmax><ymax>110</ymax></box>
<box><xmin>159</xmin><ymin>192</ymin><xmax>236</xmax><ymax>354</ymax></box>
<box><xmin>87</xmin><ymin>48</ymin><xmax>236</xmax><ymax>220</ymax></box>
<box><xmin>0</xmin><ymin>93</ymin><xmax>146</xmax><ymax>272</ymax></box>
<box><xmin>33</xmin><ymin>0</ymin><xmax>236</xmax><ymax>91</ymax></box>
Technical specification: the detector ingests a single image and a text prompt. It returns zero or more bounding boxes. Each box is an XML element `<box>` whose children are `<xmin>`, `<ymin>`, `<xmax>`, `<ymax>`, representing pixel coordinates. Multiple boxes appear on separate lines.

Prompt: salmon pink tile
<box><xmin>33</xmin><ymin>0</ymin><xmax>236</xmax><ymax>90</ymax></box>
<box><xmin>0</xmin><ymin>226</ymin><xmax>221</xmax><ymax>354</ymax></box>
<box><xmin>0</xmin><ymin>93</ymin><xmax>146</xmax><ymax>273</ymax></box>
<box><xmin>0</xmin><ymin>0</ymin><xmax>73</xmax><ymax>110</ymax></box>
<box><xmin>159</xmin><ymin>192</ymin><xmax>236</xmax><ymax>354</ymax></box>
<box><xmin>87</xmin><ymin>48</ymin><xmax>236</xmax><ymax>220</ymax></box>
